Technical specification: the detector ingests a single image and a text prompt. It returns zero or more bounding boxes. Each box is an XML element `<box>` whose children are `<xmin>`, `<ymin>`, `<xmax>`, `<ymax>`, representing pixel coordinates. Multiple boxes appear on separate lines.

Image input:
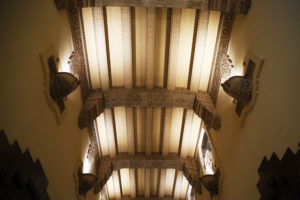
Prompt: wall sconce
<box><xmin>200</xmin><ymin>170</ymin><xmax>220</xmax><ymax>197</ymax></box>
<box><xmin>77</xmin><ymin>167</ymin><xmax>96</xmax><ymax>197</ymax></box>
<box><xmin>221</xmin><ymin>51</ymin><xmax>264</xmax><ymax>126</ymax></box>
<box><xmin>41</xmin><ymin>46</ymin><xmax>81</xmax><ymax>124</ymax></box>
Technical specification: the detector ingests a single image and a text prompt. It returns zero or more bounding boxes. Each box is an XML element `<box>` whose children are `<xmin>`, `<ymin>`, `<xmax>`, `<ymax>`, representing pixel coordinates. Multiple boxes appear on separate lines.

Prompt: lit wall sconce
<box><xmin>221</xmin><ymin>51</ymin><xmax>264</xmax><ymax>126</ymax></box>
<box><xmin>77</xmin><ymin>167</ymin><xmax>96</xmax><ymax>197</ymax></box>
<box><xmin>41</xmin><ymin>46</ymin><xmax>81</xmax><ymax>124</ymax></box>
<box><xmin>200</xmin><ymin>170</ymin><xmax>220</xmax><ymax>198</ymax></box>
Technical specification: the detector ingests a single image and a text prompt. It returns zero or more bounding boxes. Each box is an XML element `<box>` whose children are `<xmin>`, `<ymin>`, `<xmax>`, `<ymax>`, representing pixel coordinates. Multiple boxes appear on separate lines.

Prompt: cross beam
<box><xmin>55</xmin><ymin>0</ymin><xmax>251</xmax><ymax>14</ymax></box>
<box><xmin>93</xmin><ymin>153</ymin><xmax>202</xmax><ymax>194</ymax></box>
<box><xmin>78</xmin><ymin>88</ymin><xmax>221</xmax><ymax>130</ymax></box>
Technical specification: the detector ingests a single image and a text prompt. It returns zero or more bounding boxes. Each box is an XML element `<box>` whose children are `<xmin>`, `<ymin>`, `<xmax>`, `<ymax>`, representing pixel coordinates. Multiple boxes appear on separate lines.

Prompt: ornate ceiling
<box><xmin>55</xmin><ymin>0</ymin><xmax>251</xmax><ymax>199</ymax></box>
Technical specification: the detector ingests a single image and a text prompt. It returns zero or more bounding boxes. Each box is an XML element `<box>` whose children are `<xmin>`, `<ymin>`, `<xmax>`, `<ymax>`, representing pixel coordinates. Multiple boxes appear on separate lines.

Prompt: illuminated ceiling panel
<box><xmin>81</xmin><ymin>5</ymin><xmax>221</xmax><ymax>199</ymax></box>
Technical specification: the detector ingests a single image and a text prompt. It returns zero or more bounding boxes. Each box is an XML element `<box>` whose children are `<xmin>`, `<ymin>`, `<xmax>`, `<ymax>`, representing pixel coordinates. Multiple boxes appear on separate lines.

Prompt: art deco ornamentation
<box><xmin>221</xmin><ymin>51</ymin><xmax>263</xmax><ymax>126</ymax></box>
<box><xmin>41</xmin><ymin>46</ymin><xmax>80</xmax><ymax>124</ymax></box>
<box><xmin>0</xmin><ymin>130</ymin><xmax>50</xmax><ymax>199</ymax></box>
<box><xmin>257</xmin><ymin>145</ymin><xmax>300</xmax><ymax>200</ymax></box>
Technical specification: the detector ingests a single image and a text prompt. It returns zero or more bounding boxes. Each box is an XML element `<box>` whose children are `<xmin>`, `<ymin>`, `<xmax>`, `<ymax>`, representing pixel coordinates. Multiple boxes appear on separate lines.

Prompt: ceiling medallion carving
<box><xmin>221</xmin><ymin>51</ymin><xmax>263</xmax><ymax>126</ymax></box>
<box><xmin>257</xmin><ymin>145</ymin><xmax>300</xmax><ymax>200</ymax></box>
<box><xmin>41</xmin><ymin>46</ymin><xmax>80</xmax><ymax>124</ymax></box>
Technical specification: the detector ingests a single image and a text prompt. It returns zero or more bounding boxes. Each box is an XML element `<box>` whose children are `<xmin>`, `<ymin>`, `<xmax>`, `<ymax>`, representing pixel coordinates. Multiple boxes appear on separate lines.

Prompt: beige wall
<box><xmin>0</xmin><ymin>0</ymin><xmax>91</xmax><ymax>199</ymax></box>
<box><xmin>212</xmin><ymin>0</ymin><xmax>300</xmax><ymax>199</ymax></box>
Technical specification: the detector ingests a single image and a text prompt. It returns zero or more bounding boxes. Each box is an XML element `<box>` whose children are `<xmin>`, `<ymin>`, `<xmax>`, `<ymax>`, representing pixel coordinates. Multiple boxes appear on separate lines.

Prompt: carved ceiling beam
<box><xmin>208</xmin><ymin>1</ymin><xmax>251</xmax><ymax>105</ymax></box>
<box><xmin>55</xmin><ymin>0</ymin><xmax>251</xmax><ymax>13</ymax></box>
<box><xmin>94</xmin><ymin>153</ymin><xmax>201</xmax><ymax>194</ymax></box>
<box><xmin>208</xmin><ymin>12</ymin><xmax>234</xmax><ymax>106</ymax></box>
<box><xmin>110</xmin><ymin>196</ymin><xmax>174</xmax><ymax>200</ymax></box>
<box><xmin>78</xmin><ymin>88</ymin><xmax>221</xmax><ymax>130</ymax></box>
<box><xmin>65</xmin><ymin>5</ymin><xmax>101</xmax><ymax>161</ymax></box>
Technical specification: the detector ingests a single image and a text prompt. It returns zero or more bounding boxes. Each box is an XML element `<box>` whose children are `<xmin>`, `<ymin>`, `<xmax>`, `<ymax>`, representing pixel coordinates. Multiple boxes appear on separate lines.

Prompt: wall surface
<box><xmin>211</xmin><ymin>0</ymin><xmax>300</xmax><ymax>199</ymax></box>
<box><xmin>0</xmin><ymin>0</ymin><xmax>91</xmax><ymax>199</ymax></box>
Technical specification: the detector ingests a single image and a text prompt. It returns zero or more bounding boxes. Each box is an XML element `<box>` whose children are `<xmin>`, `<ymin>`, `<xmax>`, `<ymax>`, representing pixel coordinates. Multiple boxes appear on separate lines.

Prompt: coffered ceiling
<box><xmin>54</xmin><ymin>0</ymin><xmax>251</xmax><ymax>199</ymax></box>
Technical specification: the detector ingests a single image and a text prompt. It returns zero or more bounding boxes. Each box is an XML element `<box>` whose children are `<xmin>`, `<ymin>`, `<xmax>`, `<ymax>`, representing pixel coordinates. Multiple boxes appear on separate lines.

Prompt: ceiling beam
<box><xmin>55</xmin><ymin>0</ymin><xmax>251</xmax><ymax>13</ymax></box>
<box><xmin>110</xmin><ymin>195</ymin><xmax>174</xmax><ymax>200</ymax></box>
<box><xmin>145</xmin><ymin>8</ymin><xmax>156</xmax><ymax>198</ymax></box>
<box><xmin>94</xmin><ymin>153</ymin><xmax>201</xmax><ymax>194</ymax></box>
<box><xmin>208</xmin><ymin>12</ymin><xmax>234</xmax><ymax>105</ymax></box>
<box><xmin>79</xmin><ymin>88</ymin><xmax>221</xmax><ymax>131</ymax></box>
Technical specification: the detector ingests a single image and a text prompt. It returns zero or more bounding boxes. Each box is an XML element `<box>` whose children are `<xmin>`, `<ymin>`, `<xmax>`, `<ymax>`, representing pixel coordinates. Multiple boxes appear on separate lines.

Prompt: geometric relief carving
<box><xmin>257</xmin><ymin>146</ymin><xmax>300</xmax><ymax>200</ymax></box>
<box><xmin>78</xmin><ymin>88</ymin><xmax>221</xmax><ymax>131</ymax></box>
<box><xmin>0</xmin><ymin>130</ymin><xmax>50</xmax><ymax>199</ymax></box>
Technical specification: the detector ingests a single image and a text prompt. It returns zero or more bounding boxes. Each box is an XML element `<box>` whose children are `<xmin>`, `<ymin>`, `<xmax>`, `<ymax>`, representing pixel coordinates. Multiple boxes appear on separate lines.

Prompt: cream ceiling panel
<box><xmin>164</xmin><ymin>169</ymin><xmax>176</xmax><ymax>196</ymax></box>
<box><xmin>138</xmin><ymin>168</ymin><xmax>145</xmax><ymax>195</ymax></box>
<box><xmin>120</xmin><ymin>168</ymin><xmax>131</xmax><ymax>195</ymax></box>
<box><xmin>179</xmin><ymin>176</ymin><xmax>189</xmax><ymax>199</ymax></box>
<box><xmin>169</xmin><ymin>108</ymin><xmax>184</xmax><ymax>153</ymax></box>
<box><xmin>82</xmin><ymin>8</ymin><xmax>100</xmax><ymax>89</ymax></box>
<box><xmin>107</xmin><ymin>176</ymin><xmax>115</xmax><ymax>199</ymax></box>
<box><xmin>154</xmin><ymin>8</ymin><xmax>167</xmax><ymax>87</ymax></box>
<box><xmin>188</xmin><ymin>114</ymin><xmax>201</xmax><ymax>157</ymax></box>
<box><xmin>112</xmin><ymin>171</ymin><xmax>121</xmax><ymax>199</ymax></box>
<box><xmin>199</xmin><ymin>11</ymin><xmax>220</xmax><ymax>91</ymax></box>
<box><xmin>114</xmin><ymin>106</ymin><xmax>128</xmax><ymax>153</ymax></box>
<box><xmin>136</xmin><ymin>107</ymin><xmax>146</xmax><ymax>153</ymax></box>
<box><xmin>107</xmin><ymin>7</ymin><xmax>125</xmax><ymax>87</ymax></box>
<box><xmin>150</xmin><ymin>168</ymin><xmax>159</xmax><ymax>195</ymax></box>
<box><xmin>96</xmin><ymin>114</ymin><xmax>109</xmax><ymax>156</ymax></box>
<box><xmin>135</xmin><ymin>7</ymin><xmax>147</xmax><ymax>87</ymax></box>
<box><xmin>152</xmin><ymin>107</ymin><xmax>161</xmax><ymax>153</ymax></box>
<box><xmin>175</xmin><ymin>9</ymin><xmax>196</xmax><ymax>88</ymax></box>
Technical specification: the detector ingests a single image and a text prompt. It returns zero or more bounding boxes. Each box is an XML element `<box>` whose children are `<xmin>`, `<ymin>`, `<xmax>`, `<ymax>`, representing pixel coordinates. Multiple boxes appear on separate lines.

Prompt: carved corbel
<box><xmin>93</xmin><ymin>158</ymin><xmax>113</xmax><ymax>194</ymax></box>
<box><xmin>78</xmin><ymin>89</ymin><xmax>105</xmax><ymax>129</ymax></box>
<box><xmin>183</xmin><ymin>164</ymin><xmax>202</xmax><ymax>194</ymax></box>
<box><xmin>193</xmin><ymin>94</ymin><xmax>221</xmax><ymax>131</ymax></box>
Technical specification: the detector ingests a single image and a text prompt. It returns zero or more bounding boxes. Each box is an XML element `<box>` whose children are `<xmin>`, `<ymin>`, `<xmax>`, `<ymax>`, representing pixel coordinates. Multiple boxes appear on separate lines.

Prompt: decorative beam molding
<box><xmin>208</xmin><ymin>12</ymin><xmax>235</xmax><ymax>105</ymax></box>
<box><xmin>67</xmin><ymin>7</ymin><xmax>91</xmax><ymax>100</ymax></box>
<box><xmin>110</xmin><ymin>196</ymin><xmax>174</xmax><ymax>200</ymax></box>
<box><xmin>94</xmin><ymin>153</ymin><xmax>201</xmax><ymax>194</ymax></box>
<box><xmin>78</xmin><ymin>88</ymin><xmax>221</xmax><ymax>130</ymax></box>
<box><xmin>55</xmin><ymin>0</ymin><xmax>251</xmax><ymax>13</ymax></box>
